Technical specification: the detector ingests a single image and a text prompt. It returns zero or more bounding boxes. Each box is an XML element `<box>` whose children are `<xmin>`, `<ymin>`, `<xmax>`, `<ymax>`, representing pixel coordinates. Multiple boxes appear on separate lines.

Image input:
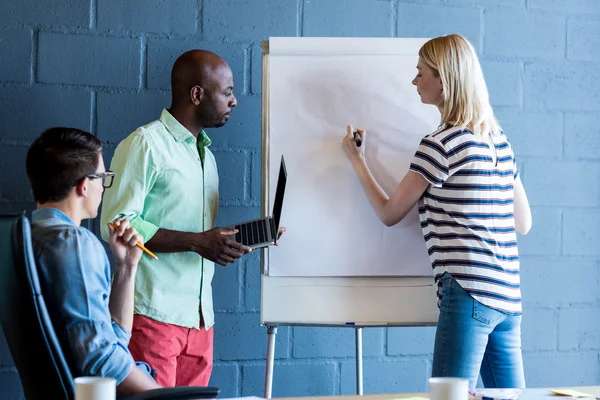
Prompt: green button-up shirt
<box><xmin>100</xmin><ymin>109</ymin><xmax>219</xmax><ymax>330</ymax></box>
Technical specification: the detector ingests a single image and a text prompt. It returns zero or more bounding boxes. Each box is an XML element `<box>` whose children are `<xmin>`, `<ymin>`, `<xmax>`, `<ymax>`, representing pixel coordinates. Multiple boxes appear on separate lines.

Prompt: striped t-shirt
<box><xmin>409</xmin><ymin>125</ymin><xmax>521</xmax><ymax>314</ymax></box>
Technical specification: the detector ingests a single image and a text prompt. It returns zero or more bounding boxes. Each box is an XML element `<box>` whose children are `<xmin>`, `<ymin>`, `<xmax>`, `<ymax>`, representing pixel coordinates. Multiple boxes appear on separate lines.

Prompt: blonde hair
<box><xmin>419</xmin><ymin>34</ymin><xmax>501</xmax><ymax>137</ymax></box>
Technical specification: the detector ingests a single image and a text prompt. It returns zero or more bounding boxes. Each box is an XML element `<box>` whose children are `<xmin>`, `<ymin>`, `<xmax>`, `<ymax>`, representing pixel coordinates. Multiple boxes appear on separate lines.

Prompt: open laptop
<box><xmin>230</xmin><ymin>156</ymin><xmax>287</xmax><ymax>249</ymax></box>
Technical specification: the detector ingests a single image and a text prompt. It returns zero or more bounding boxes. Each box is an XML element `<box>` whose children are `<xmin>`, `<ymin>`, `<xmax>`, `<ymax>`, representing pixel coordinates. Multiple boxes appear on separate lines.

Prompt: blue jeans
<box><xmin>432</xmin><ymin>273</ymin><xmax>525</xmax><ymax>389</ymax></box>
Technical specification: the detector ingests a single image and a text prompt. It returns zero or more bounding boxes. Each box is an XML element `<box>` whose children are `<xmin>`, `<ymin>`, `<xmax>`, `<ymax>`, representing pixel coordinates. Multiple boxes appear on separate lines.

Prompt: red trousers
<box><xmin>128</xmin><ymin>314</ymin><xmax>214</xmax><ymax>387</ymax></box>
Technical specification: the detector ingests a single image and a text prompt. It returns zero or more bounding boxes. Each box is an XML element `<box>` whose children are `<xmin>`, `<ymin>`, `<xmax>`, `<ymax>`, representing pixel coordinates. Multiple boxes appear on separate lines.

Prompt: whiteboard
<box><xmin>261</xmin><ymin>38</ymin><xmax>439</xmax><ymax>326</ymax></box>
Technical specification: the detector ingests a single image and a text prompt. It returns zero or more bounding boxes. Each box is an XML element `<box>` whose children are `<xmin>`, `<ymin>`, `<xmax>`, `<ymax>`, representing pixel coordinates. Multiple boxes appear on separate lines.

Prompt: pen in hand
<box><xmin>108</xmin><ymin>222</ymin><xmax>159</xmax><ymax>260</ymax></box>
<box><xmin>353</xmin><ymin>130</ymin><xmax>362</xmax><ymax>147</ymax></box>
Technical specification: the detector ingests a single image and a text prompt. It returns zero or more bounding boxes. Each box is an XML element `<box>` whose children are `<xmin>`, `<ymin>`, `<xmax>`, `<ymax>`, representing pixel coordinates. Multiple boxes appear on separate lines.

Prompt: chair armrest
<box><xmin>119</xmin><ymin>386</ymin><xmax>220</xmax><ymax>400</ymax></box>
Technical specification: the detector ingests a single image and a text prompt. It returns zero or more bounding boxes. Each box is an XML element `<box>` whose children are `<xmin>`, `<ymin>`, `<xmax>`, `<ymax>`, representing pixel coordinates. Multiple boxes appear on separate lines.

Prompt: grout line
<box><xmin>198</xmin><ymin>0</ymin><xmax>204</xmax><ymax>39</ymax></box>
<box><xmin>480</xmin><ymin>7</ymin><xmax>485</xmax><ymax>55</ymax></box>
<box><xmin>561</xmin><ymin>111</ymin><xmax>566</xmax><ymax>159</ymax></box>
<box><xmin>238</xmin><ymin>257</ymin><xmax>245</xmax><ymax>311</ymax></box>
<box><xmin>244</xmin><ymin>45</ymin><xmax>251</xmax><ymax>95</ymax></box>
<box><xmin>90</xmin><ymin>90</ymin><xmax>97</xmax><ymax>134</ymax></box>
<box><xmin>559</xmin><ymin>210</ymin><xmax>564</xmax><ymax>256</ymax></box>
<box><xmin>140</xmin><ymin>35</ymin><xmax>148</xmax><ymax>89</ymax></box>
<box><xmin>392</xmin><ymin>1</ymin><xmax>398</xmax><ymax>38</ymax></box>
<box><xmin>297</xmin><ymin>0</ymin><xmax>304</xmax><ymax>37</ymax></box>
<box><xmin>564</xmin><ymin>17</ymin><xmax>569</xmax><ymax>60</ymax></box>
<box><xmin>30</xmin><ymin>27</ymin><xmax>39</xmax><ymax>85</ymax></box>
<box><xmin>89</xmin><ymin>0</ymin><xmax>97</xmax><ymax>31</ymax></box>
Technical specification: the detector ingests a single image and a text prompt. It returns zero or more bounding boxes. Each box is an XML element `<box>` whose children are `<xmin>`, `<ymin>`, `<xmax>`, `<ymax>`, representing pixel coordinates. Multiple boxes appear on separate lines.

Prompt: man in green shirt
<box><xmin>100</xmin><ymin>50</ymin><xmax>252</xmax><ymax>387</ymax></box>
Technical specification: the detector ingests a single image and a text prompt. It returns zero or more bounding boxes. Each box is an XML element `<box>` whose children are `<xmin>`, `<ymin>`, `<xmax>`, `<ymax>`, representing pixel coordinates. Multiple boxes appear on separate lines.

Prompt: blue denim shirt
<box><xmin>31</xmin><ymin>208</ymin><xmax>134</xmax><ymax>384</ymax></box>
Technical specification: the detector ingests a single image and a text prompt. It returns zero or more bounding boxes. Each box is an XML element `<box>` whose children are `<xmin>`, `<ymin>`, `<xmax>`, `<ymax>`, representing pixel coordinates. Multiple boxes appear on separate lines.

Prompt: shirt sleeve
<box><xmin>112</xmin><ymin>321</ymin><xmax>132</xmax><ymax>345</ymax></box>
<box><xmin>65</xmin><ymin>321</ymin><xmax>134</xmax><ymax>384</ymax></box>
<box><xmin>100</xmin><ymin>133</ymin><xmax>160</xmax><ymax>243</ymax></box>
<box><xmin>37</xmin><ymin>229</ymin><xmax>135</xmax><ymax>384</ymax></box>
<box><xmin>504</xmin><ymin>133</ymin><xmax>519</xmax><ymax>180</ymax></box>
<box><xmin>409</xmin><ymin>135</ymin><xmax>449</xmax><ymax>187</ymax></box>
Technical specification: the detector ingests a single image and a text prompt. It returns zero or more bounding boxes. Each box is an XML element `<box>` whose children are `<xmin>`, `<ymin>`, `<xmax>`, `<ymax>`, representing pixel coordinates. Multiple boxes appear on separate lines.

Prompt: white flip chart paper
<box><xmin>266</xmin><ymin>38</ymin><xmax>439</xmax><ymax>277</ymax></box>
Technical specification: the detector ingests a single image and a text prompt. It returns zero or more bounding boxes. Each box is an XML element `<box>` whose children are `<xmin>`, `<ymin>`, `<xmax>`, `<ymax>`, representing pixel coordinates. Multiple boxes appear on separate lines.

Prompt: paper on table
<box><xmin>391</xmin><ymin>397</ymin><xmax>429</xmax><ymax>400</ymax></box>
<box><xmin>469</xmin><ymin>388</ymin><xmax>521</xmax><ymax>400</ymax></box>
<box><xmin>550</xmin><ymin>389</ymin><xmax>594</xmax><ymax>398</ymax></box>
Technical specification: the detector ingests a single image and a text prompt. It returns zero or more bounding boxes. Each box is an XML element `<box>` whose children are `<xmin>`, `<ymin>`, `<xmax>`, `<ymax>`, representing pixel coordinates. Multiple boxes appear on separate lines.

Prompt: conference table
<box><xmin>278</xmin><ymin>387</ymin><xmax>600</xmax><ymax>400</ymax></box>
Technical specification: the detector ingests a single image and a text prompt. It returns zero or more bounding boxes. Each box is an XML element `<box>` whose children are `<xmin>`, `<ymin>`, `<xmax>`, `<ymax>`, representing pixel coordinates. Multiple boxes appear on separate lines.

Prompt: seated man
<box><xmin>25</xmin><ymin>127</ymin><xmax>162</xmax><ymax>395</ymax></box>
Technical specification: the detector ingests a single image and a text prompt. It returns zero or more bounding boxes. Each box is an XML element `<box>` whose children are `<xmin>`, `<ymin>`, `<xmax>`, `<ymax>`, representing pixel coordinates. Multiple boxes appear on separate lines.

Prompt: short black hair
<box><xmin>26</xmin><ymin>127</ymin><xmax>103</xmax><ymax>204</ymax></box>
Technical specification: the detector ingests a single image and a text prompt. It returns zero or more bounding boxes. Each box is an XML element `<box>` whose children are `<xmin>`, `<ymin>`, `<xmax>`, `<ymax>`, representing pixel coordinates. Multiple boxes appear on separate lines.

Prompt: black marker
<box><xmin>353</xmin><ymin>130</ymin><xmax>362</xmax><ymax>147</ymax></box>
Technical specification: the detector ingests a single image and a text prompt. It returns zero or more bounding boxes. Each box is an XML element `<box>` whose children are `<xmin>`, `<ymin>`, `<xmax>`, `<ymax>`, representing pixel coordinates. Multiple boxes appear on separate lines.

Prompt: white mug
<box><xmin>429</xmin><ymin>377</ymin><xmax>469</xmax><ymax>400</ymax></box>
<box><xmin>74</xmin><ymin>376</ymin><xmax>116</xmax><ymax>400</ymax></box>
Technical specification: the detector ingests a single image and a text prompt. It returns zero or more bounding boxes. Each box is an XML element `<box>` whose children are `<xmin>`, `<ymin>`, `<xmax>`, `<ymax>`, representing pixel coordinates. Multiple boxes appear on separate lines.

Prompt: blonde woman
<box><xmin>342</xmin><ymin>34</ymin><xmax>531</xmax><ymax>388</ymax></box>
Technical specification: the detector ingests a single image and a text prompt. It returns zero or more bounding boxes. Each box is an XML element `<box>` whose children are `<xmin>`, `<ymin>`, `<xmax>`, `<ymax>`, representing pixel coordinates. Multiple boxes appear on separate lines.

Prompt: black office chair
<box><xmin>0</xmin><ymin>213</ymin><xmax>219</xmax><ymax>400</ymax></box>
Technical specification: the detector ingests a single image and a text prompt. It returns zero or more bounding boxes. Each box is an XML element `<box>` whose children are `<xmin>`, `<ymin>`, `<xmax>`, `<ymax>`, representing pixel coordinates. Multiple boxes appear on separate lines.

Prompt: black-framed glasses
<box><xmin>80</xmin><ymin>170</ymin><xmax>115</xmax><ymax>188</ymax></box>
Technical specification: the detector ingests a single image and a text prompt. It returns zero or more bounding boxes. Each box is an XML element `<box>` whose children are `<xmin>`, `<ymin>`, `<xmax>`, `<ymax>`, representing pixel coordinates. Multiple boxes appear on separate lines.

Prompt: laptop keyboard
<box><xmin>235</xmin><ymin>219</ymin><xmax>270</xmax><ymax>246</ymax></box>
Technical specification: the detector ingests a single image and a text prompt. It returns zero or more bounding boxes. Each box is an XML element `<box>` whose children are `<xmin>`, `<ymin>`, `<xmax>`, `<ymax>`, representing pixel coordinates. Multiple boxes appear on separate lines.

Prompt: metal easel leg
<box><xmin>356</xmin><ymin>327</ymin><xmax>363</xmax><ymax>395</ymax></box>
<box><xmin>264</xmin><ymin>325</ymin><xmax>278</xmax><ymax>399</ymax></box>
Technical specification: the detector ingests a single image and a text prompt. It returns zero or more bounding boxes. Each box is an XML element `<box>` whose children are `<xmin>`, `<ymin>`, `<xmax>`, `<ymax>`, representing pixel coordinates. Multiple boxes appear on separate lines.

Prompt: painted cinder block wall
<box><xmin>0</xmin><ymin>0</ymin><xmax>599</xmax><ymax>398</ymax></box>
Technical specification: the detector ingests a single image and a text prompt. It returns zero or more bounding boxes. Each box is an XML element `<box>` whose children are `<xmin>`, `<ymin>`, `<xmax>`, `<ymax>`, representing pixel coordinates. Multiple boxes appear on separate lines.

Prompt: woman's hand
<box><xmin>342</xmin><ymin>124</ymin><xmax>366</xmax><ymax>164</ymax></box>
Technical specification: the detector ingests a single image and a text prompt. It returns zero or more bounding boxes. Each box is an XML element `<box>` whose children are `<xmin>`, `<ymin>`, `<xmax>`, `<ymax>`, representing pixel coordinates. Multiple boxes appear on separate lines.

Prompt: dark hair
<box><xmin>26</xmin><ymin>127</ymin><xmax>103</xmax><ymax>204</ymax></box>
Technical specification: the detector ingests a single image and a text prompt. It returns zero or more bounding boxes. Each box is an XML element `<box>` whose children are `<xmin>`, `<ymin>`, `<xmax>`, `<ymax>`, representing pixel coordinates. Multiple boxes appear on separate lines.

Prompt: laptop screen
<box><xmin>272</xmin><ymin>156</ymin><xmax>287</xmax><ymax>231</ymax></box>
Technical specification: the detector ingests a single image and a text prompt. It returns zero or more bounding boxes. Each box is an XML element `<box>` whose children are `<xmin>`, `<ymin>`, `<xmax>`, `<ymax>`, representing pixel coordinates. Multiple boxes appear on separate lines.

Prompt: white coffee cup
<box><xmin>74</xmin><ymin>376</ymin><xmax>116</xmax><ymax>400</ymax></box>
<box><xmin>429</xmin><ymin>377</ymin><xmax>469</xmax><ymax>400</ymax></box>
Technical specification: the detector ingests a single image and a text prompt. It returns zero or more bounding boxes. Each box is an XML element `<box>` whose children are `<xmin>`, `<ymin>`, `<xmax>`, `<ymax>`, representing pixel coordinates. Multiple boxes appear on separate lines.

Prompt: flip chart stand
<box><xmin>263</xmin><ymin>323</ymin><xmax>365</xmax><ymax>398</ymax></box>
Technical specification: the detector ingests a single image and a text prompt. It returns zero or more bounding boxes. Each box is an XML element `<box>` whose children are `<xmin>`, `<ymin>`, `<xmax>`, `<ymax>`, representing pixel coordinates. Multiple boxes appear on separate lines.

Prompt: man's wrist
<box><xmin>183</xmin><ymin>231</ymin><xmax>202</xmax><ymax>253</ymax></box>
<box><xmin>113</xmin><ymin>263</ymin><xmax>137</xmax><ymax>278</ymax></box>
<box><xmin>147</xmin><ymin>228</ymin><xmax>202</xmax><ymax>253</ymax></box>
